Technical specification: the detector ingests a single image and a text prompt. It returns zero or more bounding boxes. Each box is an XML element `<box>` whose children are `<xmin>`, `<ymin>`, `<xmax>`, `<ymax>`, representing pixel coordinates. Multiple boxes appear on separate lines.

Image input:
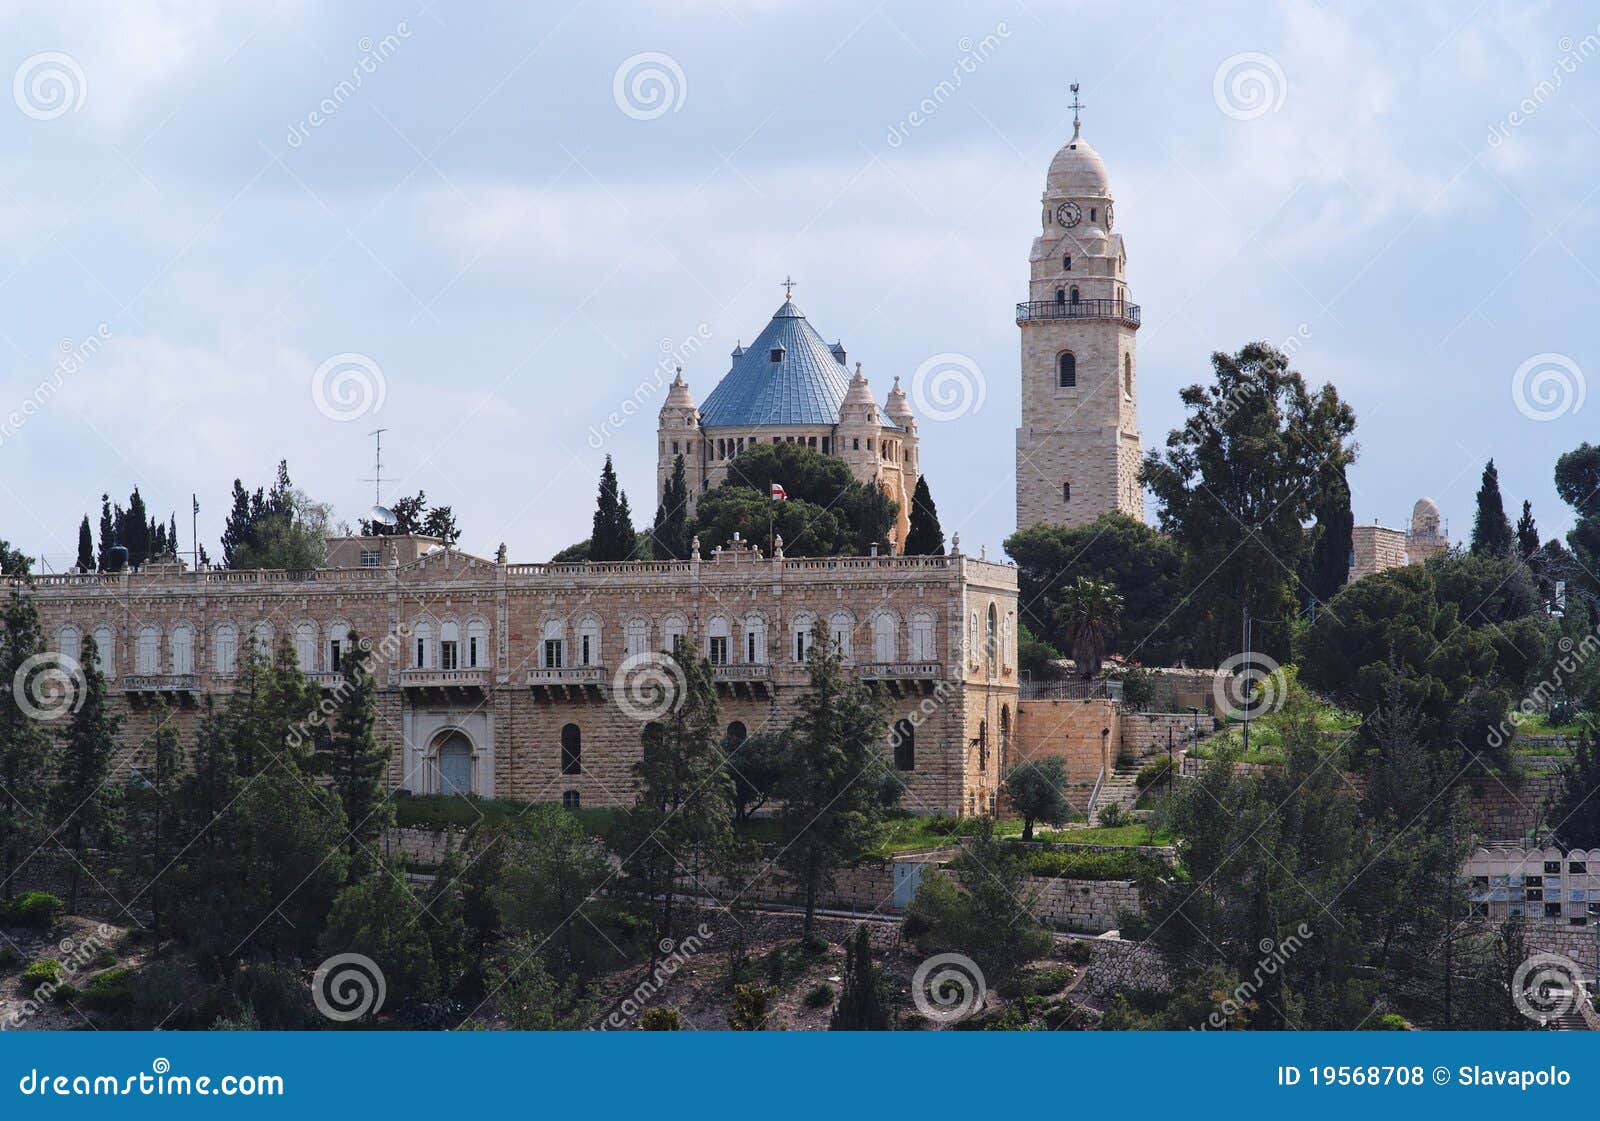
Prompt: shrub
<box><xmin>804</xmin><ymin>983</ymin><xmax>835</xmax><ymax>1009</ymax></box>
<box><xmin>1024</xmin><ymin>849</ymin><xmax>1158</xmax><ymax>880</ymax></box>
<box><xmin>0</xmin><ymin>945</ymin><xmax>21</xmax><ymax>973</ymax></box>
<box><xmin>1374</xmin><ymin>1013</ymin><xmax>1409</xmax><ymax>1031</ymax></box>
<box><xmin>0</xmin><ymin>891</ymin><xmax>64</xmax><ymax>930</ymax></box>
<box><xmin>728</xmin><ymin>984</ymin><xmax>775</xmax><ymax>1030</ymax></box>
<box><xmin>1096</xmin><ymin>804</ymin><xmax>1131</xmax><ymax>828</ymax></box>
<box><xmin>83</xmin><ymin>967</ymin><xmax>136</xmax><ymax>1011</ymax></box>
<box><xmin>800</xmin><ymin>932</ymin><xmax>829</xmax><ymax>956</ymax></box>
<box><xmin>1135</xmin><ymin>757</ymin><xmax>1174</xmax><ymax>790</ymax></box>
<box><xmin>1019</xmin><ymin>966</ymin><xmax>1074</xmax><ymax>996</ymax></box>
<box><xmin>1117</xmin><ymin>665</ymin><xmax>1156</xmax><ymax>711</ymax></box>
<box><xmin>20</xmin><ymin>959</ymin><xmax>62</xmax><ymax>986</ymax></box>
<box><xmin>52</xmin><ymin>982</ymin><xmax>78</xmax><ymax>1003</ymax></box>
<box><xmin>230</xmin><ymin>962</ymin><xmax>312</xmax><ymax>1030</ymax></box>
<box><xmin>638</xmin><ymin>1007</ymin><xmax>681</xmax><ymax>1031</ymax></box>
<box><xmin>1059</xmin><ymin>939</ymin><xmax>1094</xmax><ymax>964</ymax></box>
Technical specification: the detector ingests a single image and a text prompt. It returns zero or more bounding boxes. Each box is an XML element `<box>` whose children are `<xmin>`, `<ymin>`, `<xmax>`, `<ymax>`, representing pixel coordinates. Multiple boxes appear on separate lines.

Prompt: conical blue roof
<box><xmin>697</xmin><ymin>300</ymin><xmax>852</xmax><ymax>427</ymax></box>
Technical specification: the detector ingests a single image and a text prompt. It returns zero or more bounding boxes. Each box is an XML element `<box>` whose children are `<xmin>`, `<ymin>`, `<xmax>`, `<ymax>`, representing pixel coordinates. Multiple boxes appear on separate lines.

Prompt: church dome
<box><xmin>1411</xmin><ymin>497</ymin><xmax>1441</xmax><ymax>535</ymax></box>
<box><xmin>698</xmin><ymin>298</ymin><xmax>853</xmax><ymax>428</ymax></box>
<box><xmin>1045</xmin><ymin>125</ymin><xmax>1111</xmax><ymax>198</ymax></box>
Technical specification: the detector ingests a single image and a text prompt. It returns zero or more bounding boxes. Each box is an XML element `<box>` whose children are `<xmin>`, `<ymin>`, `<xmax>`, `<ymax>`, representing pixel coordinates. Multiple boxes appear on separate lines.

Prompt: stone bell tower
<box><xmin>1015</xmin><ymin>86</ymin><xmax>1142</xmax><ymax>530</ymax></box>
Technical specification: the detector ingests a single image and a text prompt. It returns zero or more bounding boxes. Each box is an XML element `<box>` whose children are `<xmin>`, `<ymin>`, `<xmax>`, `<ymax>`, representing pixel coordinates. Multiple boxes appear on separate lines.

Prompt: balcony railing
<box><xmin>400</xmin><ymin>669</ymin><xmax>489</xmax><ymax>690</ymax></box>
<box><xmin>526</xmin><ymin>666</ymin><xmax>608</xmax><ymax>687</ymax></box>
<box><xmin>121</xmin><ymin>673</ymin><xmax>200</xmax><ymax>693</ymax></box>
<box><xmin>712</xmin><ymin>664</ymin><xmax>770</xmax><ymax>681</ymax></box>
<box><xmin>1015</xmin><ymin>298</ymin><xmax>1140</xmax><ymax>326</ymax></box>
<box><xmin>857</xmin><ymin>662</ymin><xmax>943</xmax><ymax>681</ymax></box>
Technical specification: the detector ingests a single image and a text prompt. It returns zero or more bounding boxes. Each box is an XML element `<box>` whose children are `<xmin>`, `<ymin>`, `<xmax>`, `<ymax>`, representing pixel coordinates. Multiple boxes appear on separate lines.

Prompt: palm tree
<box><xmin>1054</xmin><ymin>577</ymin><xmax>1123</xmax><ymax>679</ymax></box>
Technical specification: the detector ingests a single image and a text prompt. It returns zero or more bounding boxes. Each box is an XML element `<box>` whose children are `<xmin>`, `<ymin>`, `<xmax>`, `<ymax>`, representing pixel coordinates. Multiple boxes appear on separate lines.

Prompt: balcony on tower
<box><xmin>1015</xmin><ymin>297</ymin><xmax>1140</xmax><ymax>327</ymax></box>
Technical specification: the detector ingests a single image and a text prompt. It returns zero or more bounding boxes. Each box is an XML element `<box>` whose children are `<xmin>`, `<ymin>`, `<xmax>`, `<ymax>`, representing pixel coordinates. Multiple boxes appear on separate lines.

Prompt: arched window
<box><xmin>1063</xmin><ymin>481</ymin><xmax>1072</xmax><ymax>503</ymax></box>
<box><xmin>1069</xmin><ymin>285</ymin><xmax>1080</xmax><ymax>305</ymax></box>
<box><xmin>57</xmin><ymin>625</ymin><xmax>80</xmax><ymax>664</ymax></box>
<box><xmin>328</xmin><ymin>622</ymin><xmax>350</xmax><ymax>672</ymax></box>
<box><xmin>791</xmin><ymin>612</ymin><xmax>816</xmax><ymax>663</ymax></box>
<box><xmin>1057</xmin><ymin>352</ymin><xmax>1076</xmax><ymax>388</ymax></box>
<box><xmin>706</xmin><ymin>616</ymin><xmax>731</xmax><ymax>666</ymax></box>
<box><xmin>743</xmin><ymin>614</ymin><xmax>767</xmax><ymax>664</ymax></box>
<box><xmin>541</xmin><ymin>619</ymin><xmax>564</xmax><ymax>669</ymax></box>
<box><xmin>252</xmin><ymin>621</ymin><xmax>274</xmax><ymax>658</ymax></box>
<box><xmin>413</xmin><ymin>620</ymin><xmax>434</xmax><ymax>669</ymax></box>
<box><xmin>978</xmin><ymin>719</ymin><xmax>989</xmax><ymax>771</ymax></box>
<box><xmin>892</xmin><ymin>718</ymin><xmax>915</xmax><ymax>772</ymax></box>
<box><xmin>437</xmin><ymin>733</ymin><xmax>472</xmax><ymax>796</ymax></box>
<box><xmin>576</xmin><ymin>616</ymin><xmax>601</xmax><ymax>667</ymax></box>
<box><xmin>1062</xmin><ymin>254</ymin><xmax>1072</xmax><ymax>271</ymax></box>
<box><xmin>1002</xmin><ymin>612</ymin><xmax>1014</xmax><ymax>669</ymax></box>
<box><xmin>92</xmin><ymin>624</ymin><xmax>115</xmax><ymax>677</ymax></box>
<box><xmin>170</xmin><ymin>624</ymin><xmax>194</xmax><ymax>674</ymax></box>
<box><xmin>136</xmin><ymin>625</ymin><xmax>160</xmax><ymax>674</ymax></box>
<box><xmin>561</xmin><ymin>723</ymin><xmax>582</xmax><ymax>775</ymax></box>
<box><xmin>828</xmin><ymin>611</ymin><xmax>854</xmax><ymax>660</ymax></box>
<box><xmin>725</xmin><ymin>721</ymin><xmax>747</xmax><ymax>751</ymax></box>
<box><xmin>294</xmin><ymin>622</ymin><xmax>317</xmax><ymax>671</ymax></box>
<box><xmin>1124</xmin><ymin>353</ymin><xmax>1133</xmax><ymax>397</ymax></box>
<box><xmin>213</xmin><ymin>624</ymin><xmax>237</xmax><ymax>674</ymax></box>
<box><xmin>466</xmin><ymin>620</ymin><xmax>488</xmax><ymax>668</ymax></box>
<box><xmin>910</xmin><ymin>612</ymin><xmax>936</xmax><ymax>662</ymax></box>
<box><xmin>562</xmin><ymin>790</ymin><xmax>581</xmax><ymax>809</ymax></box>
<box><xmin>872</xmin><ymin>613</ymin><xmax>897</xmax><ymax>663</ymax></box>
<box><xmin>968</xmin><ymin>612</ymin><xmax>979</xmax><ymax>665</ymax></box>
<box><xmin>439</xmin><ymin>620</ymin><xmax>460</xmax><ymax>670</ymax></box>
<box><xmin>986</xmin><ymin>604</ymin><xmax>998</xmax><ymax>671</ymax></box>
<box><xmin>1054</xmin><ymin>287</ymin><xmax>1065</xmax><ymax>305</ymax></box>
<box><xmin>662</xmin><ymin>614</ymin><xmax>687</xmax><ymax>653</ymax></box>
<box><xmin>625</xmin><ymin>617</ymin><xmax>650</xmax><ymax>658</ymax></box>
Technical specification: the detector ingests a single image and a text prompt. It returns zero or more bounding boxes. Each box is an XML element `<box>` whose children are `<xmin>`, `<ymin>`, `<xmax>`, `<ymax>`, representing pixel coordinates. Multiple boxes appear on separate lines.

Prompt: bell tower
<box><xmin>1015</xmin><ymin>86</ymin><xmax>1142</xmax><ymax>530</ymax></box>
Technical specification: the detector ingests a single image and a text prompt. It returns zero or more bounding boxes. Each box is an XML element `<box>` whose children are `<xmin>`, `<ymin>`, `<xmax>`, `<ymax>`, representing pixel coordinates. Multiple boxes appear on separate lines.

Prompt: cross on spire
<box><xmin>781</xmin><ymin>274</ymin><xmax>796</xmax><ymax>300</ymax></box>
<box><xmin>1069</xmin><ymin>82</ymin><xmax>1084</xmax><ymax>138</ymax></box>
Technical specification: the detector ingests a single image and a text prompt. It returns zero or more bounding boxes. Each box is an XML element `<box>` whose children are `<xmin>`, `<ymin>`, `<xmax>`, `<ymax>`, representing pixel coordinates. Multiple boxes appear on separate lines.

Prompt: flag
<box><xmin>770</xmin><ymin>483</ymin><xmax>787</xmax><ymax>501</ymax></box>
<box><xmin>193</xmin><ymin>494</ymin><xmax>199</xmax><ymax>515</ymax></box>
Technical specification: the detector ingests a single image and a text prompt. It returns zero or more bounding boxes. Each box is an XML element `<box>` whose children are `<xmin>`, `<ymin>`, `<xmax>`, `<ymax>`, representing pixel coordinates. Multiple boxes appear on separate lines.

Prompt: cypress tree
<box><xmin>1470</xmin><ymin>460</ymin><xmax>1514</xmax><ymax>556</ymax></box>
<box><xmin>125</xmin><ymin>487</ymin><xmax>150</xmax><ymax>567</ymax></box>
<box><xmin>75</xmin><ymin>516</ymin><xmax>94</xmax><ymax>573</ymax></box>
<box><xmin>830</xmin><ymin>924</ymin><xmax>891</xmax><ymax>1030</ymax></box>
<box><xmin>96</xmin><ymin>494</ymin><xmax>114</xmax><ymax>571</ymax></box>
<box><xmin>1301</xmin><ymin>465</ymin><xmax>1353</xmax><ymax>606</ymax></box>
<box><xmin>903</xmin><ymin>475</ymin><xmax>946</xmax><ymax>556</ymax></box>
<box><xmin>652</xmin><ymin>454</ymin><xmax>690</xmax><ymax>560</ymax></box>
<box><xmin>1515</xmin><ymin>500</ymin><xmax>1539</xmax><ymax>562</ymax></box>
<box><xmin>590</xmin><ymin>456</ymin><xmax>634</xmax><ymax>561</ymax></box>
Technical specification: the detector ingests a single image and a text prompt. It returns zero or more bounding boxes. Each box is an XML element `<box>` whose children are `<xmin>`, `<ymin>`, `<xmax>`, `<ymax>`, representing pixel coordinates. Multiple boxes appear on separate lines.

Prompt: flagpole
<box><xmin>192</xmin><ymin>493</ymin><xmax>198</xmax><ymax>570</ymax></box>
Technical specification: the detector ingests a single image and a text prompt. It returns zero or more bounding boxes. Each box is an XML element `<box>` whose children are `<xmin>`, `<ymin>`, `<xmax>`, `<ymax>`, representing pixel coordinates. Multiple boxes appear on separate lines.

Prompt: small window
<box><xmin>1062</xmin><ymin>481</ymin><xmax>1071</xmax><ymax>503</ymax></box>
<box><xmin>708</xmin><ymin>635</ymin><xmax>728</xmax><ymax>665</ymax></box>
<box><xmin>769</xmin><ymin>347</ymin><xmax>784</xmax><ymax>363</ymax></box>
<box><xmin>359</xmin><ymin>549</ymin><xmax>380</xmax><ymax>567</ymax></box>
<box><xmin>544</xmin><ymin>639</ymin><xmax>563</xmax><ymax>669</ymax></box>
<box><xmin>1571</xmin><ymin>861</ymin><xmax>1588</xmax><ymax>874</ymax></box>
<box><xmin>853</xmin><ymin>438</ymin><xmax>860</xmax><ymax>451</ymax></box>
<box><xmin>561</xmin><ymin>723</ymin><xmax>582</xmax><ymax>775</ymax></box>
<box><xmin>440</xmin><ymin>640</ymin><xmax>458</xmax><ymax>670</ymax></box>
<box><xmin>1546</xmin><ymin>861</ymin><xmax>1563</xmax><ymax>874</ymax></box>
<box><xmin>1089</xmin><ymin>208</ymin><xmax>1096</xmax><ymax>222</ymax></box>
<box><xmin>329</xmin><ymin>639</ymin><xmax>342</xmax><ymax>672</ymax></box>
<box><xmin>1058</xmin><ymin>352</ymin><xmax>1076</xmax><ymax>388</ymax></box>
<box><xmin>1055</xmin><ymin>288</ymin><xmax>1065</xmax><ymax>304</ymax></box>
<box><xmin>1069</xmin><ymin>285</ymin><xmax>1080</xmax><ymax>304</ymax></box>
<box><xmin>562</xmin><ymin>789</ymin><xmax>581</xmax><ymax>809</ymax></box>
<box><xmin>892</xmin><ymin>718</ymin><xmax>915</xmax><ymax>771</ymax></box>
<box><xmin>1124</xmin><ymin>354</ymin><xmax>1133</xmax><ymax>396</ymax></box>
<box><xmin>1062</xmin><ymin>254</ymin><xmax>1072</xmax><ymax>271</ymax></box>
<box><xmin>821</xmin><ymin>437</ymin><xmax>830</xmax><ymax>454</ymax></box>
<box><xmin>1545</xmin><ymin>902</ymin><xmax>1563</xmax><ymax>917</ymax></box>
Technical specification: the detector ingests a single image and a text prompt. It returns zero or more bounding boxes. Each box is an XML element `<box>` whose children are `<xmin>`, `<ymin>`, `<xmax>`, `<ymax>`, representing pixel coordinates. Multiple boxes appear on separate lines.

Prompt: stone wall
<box><xmin>1030</xmin><ymin>878</ymin><xmax>1140</xmax><ymax>933</ymax></box>
<box><xmin>1120</xmin><ymin>712</ymin><xmax>1207</xmax><ymax>760</ymax></box>
<box><xmin>1013</xmin><ymin>698</ymin><xmax>1116</xmax><ymax>783</ymax></box>
<box><xmin>1349</xmin><ymin>524</ymin><xmax>1409</xmax><ymax>582</ymax></box>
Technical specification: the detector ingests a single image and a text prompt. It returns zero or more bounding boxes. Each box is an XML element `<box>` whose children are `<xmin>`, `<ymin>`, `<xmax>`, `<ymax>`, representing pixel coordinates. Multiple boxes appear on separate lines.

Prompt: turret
<box><xmin>657</xmin><ymin>367</ymin><xmax>701</xmax><ymax>508</ymax></box>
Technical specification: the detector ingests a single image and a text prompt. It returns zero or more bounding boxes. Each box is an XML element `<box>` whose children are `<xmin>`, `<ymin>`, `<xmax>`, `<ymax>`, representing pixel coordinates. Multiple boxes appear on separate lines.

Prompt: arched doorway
<box><xmin>436</xmin><ymin>732</ymin><xmax>473</xmax><ymax>795</ymax></box>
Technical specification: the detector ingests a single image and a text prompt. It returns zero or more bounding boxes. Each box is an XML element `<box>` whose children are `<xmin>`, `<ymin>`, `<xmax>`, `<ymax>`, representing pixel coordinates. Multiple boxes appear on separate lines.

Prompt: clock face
<box><xmin>1055</xmin><ymin>201</ymin><xmax>1082</xmax><ymax>228</ymax></box>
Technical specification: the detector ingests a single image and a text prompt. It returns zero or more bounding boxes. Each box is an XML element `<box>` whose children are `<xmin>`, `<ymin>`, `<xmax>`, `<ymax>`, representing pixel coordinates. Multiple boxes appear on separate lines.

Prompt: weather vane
<box><xmin>1069</xmin><ymin>82</ymin><xmax>1084</xmax><ymax>129</ymax></box>
<box><xmin>781</xmin><ymin>274</ymin><xmax>796</xmax><ymax>300</ymax></box>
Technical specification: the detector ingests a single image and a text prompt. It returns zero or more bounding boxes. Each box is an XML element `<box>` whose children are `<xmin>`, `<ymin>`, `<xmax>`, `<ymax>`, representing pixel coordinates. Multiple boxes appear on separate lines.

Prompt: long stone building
<box><xmin>12</xmin><ymin>536</ymin><xmax>1020</xmax><ymax>817</ymax></box>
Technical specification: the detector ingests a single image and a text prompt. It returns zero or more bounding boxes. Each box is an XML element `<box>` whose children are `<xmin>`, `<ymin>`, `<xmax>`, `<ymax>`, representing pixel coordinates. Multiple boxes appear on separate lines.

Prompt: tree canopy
<box><xmin>693</xmin><ymin>442</ymin><xmax>896</xmax><ymax>557</ymax></box>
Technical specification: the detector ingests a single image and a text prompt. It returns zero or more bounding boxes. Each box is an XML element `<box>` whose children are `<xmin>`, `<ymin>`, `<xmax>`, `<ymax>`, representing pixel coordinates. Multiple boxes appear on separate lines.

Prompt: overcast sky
<box><xmin>1</xmin><ymin>0</ymin><xmax>1596</xmax><ymax>569</ymax></box>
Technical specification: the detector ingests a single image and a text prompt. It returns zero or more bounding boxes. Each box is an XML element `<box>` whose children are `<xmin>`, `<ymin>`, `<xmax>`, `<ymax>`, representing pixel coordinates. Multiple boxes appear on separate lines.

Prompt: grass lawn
<box><xmin>1035</xmin><ymin>823</ymin><xmax>1172</xmax><ymax>847</ymax></box>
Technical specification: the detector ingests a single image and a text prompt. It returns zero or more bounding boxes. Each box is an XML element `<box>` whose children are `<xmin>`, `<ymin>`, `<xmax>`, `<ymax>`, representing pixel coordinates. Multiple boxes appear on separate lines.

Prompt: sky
<box><xmin>0</xmin><ymin>0</ymin><xmax>1596</xmax><ymax>570</ymax></box>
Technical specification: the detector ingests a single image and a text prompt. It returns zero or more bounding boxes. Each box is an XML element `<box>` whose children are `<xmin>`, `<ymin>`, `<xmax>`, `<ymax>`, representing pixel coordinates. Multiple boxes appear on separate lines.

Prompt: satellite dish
<box><xmin>368</xmin><ymin>505</ymin><xmax>398</xmax><ymax>528</ymax></box>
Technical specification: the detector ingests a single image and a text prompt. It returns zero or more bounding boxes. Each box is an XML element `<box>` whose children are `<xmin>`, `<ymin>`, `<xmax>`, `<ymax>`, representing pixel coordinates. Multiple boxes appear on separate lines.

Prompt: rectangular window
<box><xmin>821</xmin><ymin>438</ymin><xmax>829</xmax><ymax>454</ymax></box>
<box><xmin>708</xmin><ymin>636</ymin><xmax>728</xmax><ymax>666</ymax></box>
<box><xmin>440</xmin><ymin>641</ymin><xmax>458</xmax><ymax>670</ymax></box>
<box><xmin>544</xmin><ymin>639</ymin><xmax>563</xmax><ymax>669</ymax></box>
<box><xmin>468</xmin><ymin>636</ymin><xmax>480</xmax><ymax>668</ymax></box>
<box><xmin>580</xmin><ymin>634</ymin><xmax>592</xmax><ymax>667</ymax></box>
<box><xmin>1545</xmin><ymin>902</ymin><xmax>1563</xmax><ymax>917</ymax></box>
<box><xmin>415</xmin><ymin>638</ymin><xmax>427</xmax><ymax>668</ymax></box>
<box><xmin>360</xmin><ymin>549</ymin><xmax>380</xmax><ymax>567</ymax></box>
<box><xmin>1571</xmin><ymin>862</ymin><xmax>1588</xmax><ymax>874</ymax></box>
<box><xmin>746</xmin><ymin>632</ymin><xmax>757</xmax><ymax>663</ymax></box>
<box><xmin>329</xmin><ymin>640</ymin><xmax>342</xmax><ymax>672</ymax></box>
<box><xmin>672</xmin><ymin>441</ymin><xmax>680</xmax><ymax>454</ymax></box>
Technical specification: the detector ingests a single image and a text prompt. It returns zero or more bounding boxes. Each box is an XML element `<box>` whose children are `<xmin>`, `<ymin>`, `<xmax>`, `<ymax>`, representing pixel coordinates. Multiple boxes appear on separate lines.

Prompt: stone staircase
<box><xmin>1089</xmin><ymin>761</ymin><xmax>1147</xmax><ymax>825</ymax></box>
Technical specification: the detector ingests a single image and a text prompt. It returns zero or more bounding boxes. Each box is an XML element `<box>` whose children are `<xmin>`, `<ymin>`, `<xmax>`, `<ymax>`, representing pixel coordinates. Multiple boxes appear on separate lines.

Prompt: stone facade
<box><xmin>13</xmin><ymin>539</ymin><xmax>1019</xmax><ymax>817</ymax></box>
<box><xmin>1465</xmin><ymin>846</ymin><xmax>1600</xmax><ymax>928</ymax></box>
<box><xmin>1016</xmin><ymin>116</ymin><xmax>1142</xmax><ymax>530</ymax></box>
<box><xmin>1347</xmin><ymin>497</ymin><xmax>1452</xmax><ymax>583</ymax></box>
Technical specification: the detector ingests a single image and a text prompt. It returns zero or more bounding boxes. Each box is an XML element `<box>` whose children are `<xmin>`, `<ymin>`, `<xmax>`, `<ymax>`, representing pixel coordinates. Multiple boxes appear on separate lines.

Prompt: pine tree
<box><xmin>121</xmin><ymin>702</ymin><xmax>185</xmax><ymax>943</ymax></box>
<box><xmin>830</xmin><ymin>924</ymin><xmax>891</xmax><ymax>1030</ymax></box>
<box><xmin>221</xmin><ymin>480</ymin><xmax>252</xmax><ymax>568</ymax></box>
<box><xmin>75</xmin><ymin>516</ymin><xmax>94</xmax><ymax>573</ymax></box>
<box><xmin>0</xmin><ymin>592</ymin><xmax>54</xmax><ymax>898</ymax></box>
<box><xmin>776</xmin><ymin>625</ymin><xmax>895</xmax><ymax>935</ymax></box>
<box><xmin>1471</xmin><ymin>460</ymin><xmax>1514</xmax><ymax>556</ymax></box>
<box><xmin>903</xmin><ymin>475</ymin><xmax>945</xmax><ymax>556</ymax></box>
<box><xmin>168</xmin><ymin>514</ymin><xmax>180</xmax><ymax>559</ymax></box>
<box><xmin>651</xmin><ymin>454</ymin><xmax>691</xmax><ymax>560</ymax></box>
<box><xmin>125</xmin><ymin>487</ymin><xmax>150</xmax><ymax>567</ymax></box>
<box><xmin>589</xmin><ymin>456</ymin><xmax>634</xmax><ymax>561</ymax></box>
<box><xmin>320</xmin><ymin>631</ymin><xmax>391</xmax><ymax>872</ymax></box>
<box><xmin>1515</xmin><ymin>500</ymin><xmax>1539</xmax><ymax>562</ymax></box>
<box><xmin>53</xmin><ymin>633</ymin><xmax>120</xmax><ymax>914</ymax></box>
<box><xmin>96</xmin><ymin>494</ymin><xmax>114</xmax><ymax>570</ymax></box>
<box><xmin>614</xmin><ymin>637</ymin><xmax>736</xmax><ymax>947</ymax></box>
